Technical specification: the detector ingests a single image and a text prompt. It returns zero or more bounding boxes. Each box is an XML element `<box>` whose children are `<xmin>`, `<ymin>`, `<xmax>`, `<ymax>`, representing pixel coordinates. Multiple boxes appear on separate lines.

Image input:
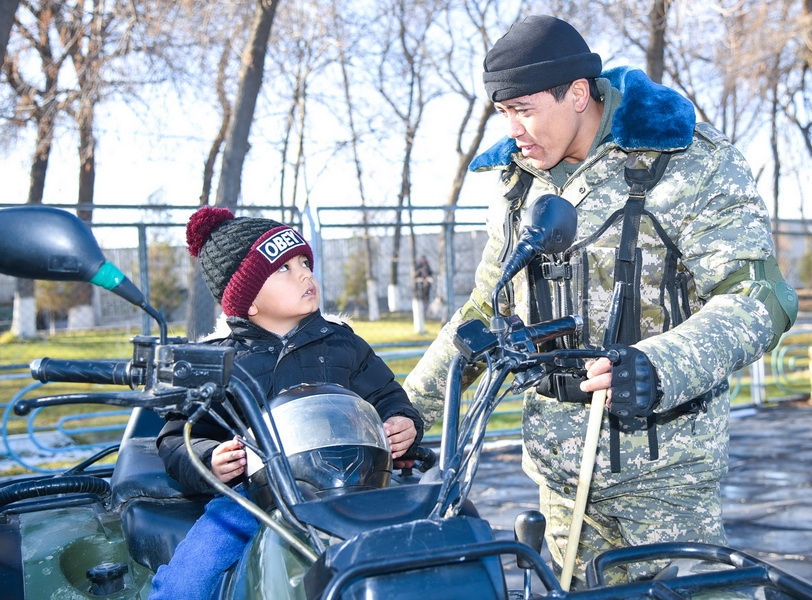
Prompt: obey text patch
<box><xmin>256</xmin><ymin>229</ymin><xmax>307</xmax><ymax>265</ymax></box>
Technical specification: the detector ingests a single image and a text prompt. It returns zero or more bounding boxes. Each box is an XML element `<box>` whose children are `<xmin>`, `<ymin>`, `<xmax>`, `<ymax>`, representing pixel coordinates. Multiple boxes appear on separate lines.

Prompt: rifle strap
<box><xmin>607</xmin><ymin>151</ymin><xmax>671</xmax><ymax>473</ymax></box>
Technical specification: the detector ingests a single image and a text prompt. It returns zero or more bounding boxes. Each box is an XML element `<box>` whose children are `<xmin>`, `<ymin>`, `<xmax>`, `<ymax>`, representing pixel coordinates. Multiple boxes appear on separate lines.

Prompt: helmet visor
<box><xmin>246</xmin><ymin>390</ymin><xmax>390</xmax><ymax>478</ymax></box>
<box><xmin>273</xmin><ymin>393</ymin><xmax>390</xmax><ymax>455</ymax></box>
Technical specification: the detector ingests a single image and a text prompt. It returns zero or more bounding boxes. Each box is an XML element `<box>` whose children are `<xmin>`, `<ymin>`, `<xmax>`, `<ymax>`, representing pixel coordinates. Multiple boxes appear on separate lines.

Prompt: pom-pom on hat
<box><xmin>187</xmin><ymin>206</ymin><xmax>314</xmax><ymax>317</ymax></box>
<box><xmin>483</xmin><ymin>15</ymin><xmax>602</xmax><ymax>103</ymax></box>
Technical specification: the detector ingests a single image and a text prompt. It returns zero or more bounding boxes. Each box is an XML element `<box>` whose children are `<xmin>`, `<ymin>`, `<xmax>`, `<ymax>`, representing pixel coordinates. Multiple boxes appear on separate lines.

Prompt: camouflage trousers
<box><xmin>538</xmin><ymin>480</ymin><xmax>726</xmax><ymax>590</ymax></box>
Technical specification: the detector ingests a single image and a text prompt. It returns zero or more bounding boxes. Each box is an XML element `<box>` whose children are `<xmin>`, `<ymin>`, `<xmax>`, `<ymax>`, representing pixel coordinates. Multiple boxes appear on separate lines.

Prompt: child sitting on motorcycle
<box><xmin>149</xmin><ymin>206</ymin><xmax>424</xmax><ymax>600</ymax></box>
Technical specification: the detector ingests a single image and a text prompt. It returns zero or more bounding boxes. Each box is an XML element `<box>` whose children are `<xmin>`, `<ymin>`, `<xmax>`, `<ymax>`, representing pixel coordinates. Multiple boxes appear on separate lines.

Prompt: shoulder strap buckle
<box><xmin>624</xmin><ymin>151</ymin><xmax>672</xmax><ymax>194</ymax></box>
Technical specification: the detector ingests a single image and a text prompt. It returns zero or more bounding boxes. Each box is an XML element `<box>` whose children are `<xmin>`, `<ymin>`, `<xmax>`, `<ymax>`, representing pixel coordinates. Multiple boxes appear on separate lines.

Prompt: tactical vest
<box><xmin>503</xmin><ymin>152</ymin><xmax>713</xmax><ymax>472</ymax></box>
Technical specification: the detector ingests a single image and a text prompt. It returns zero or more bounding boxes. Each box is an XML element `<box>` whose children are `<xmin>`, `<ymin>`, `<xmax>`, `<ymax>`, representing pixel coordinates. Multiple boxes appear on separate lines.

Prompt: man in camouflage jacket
<box><xmin>404</xmin><ymin>15</ymin><xmax>797</xmax><ymax>587</ymax></box>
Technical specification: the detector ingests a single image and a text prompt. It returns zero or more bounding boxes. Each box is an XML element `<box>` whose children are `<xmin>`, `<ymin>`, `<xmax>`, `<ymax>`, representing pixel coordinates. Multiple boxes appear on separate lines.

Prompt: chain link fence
<box><xmin>0</xmin><ymin>204</ymin><xmax>495</xmax><ymax>336</ymax></box>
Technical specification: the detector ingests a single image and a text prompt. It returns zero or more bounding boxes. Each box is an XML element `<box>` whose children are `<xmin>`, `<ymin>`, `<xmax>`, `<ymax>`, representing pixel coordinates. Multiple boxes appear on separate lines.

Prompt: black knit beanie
<box><xmin>483</xmin><ymin>15</ymin><xmax>602</xmax><ymax>102</ymax></box>
<box><xmin>187</xmin><ymin>206</ymin><xmax>314</xmax><ymax>317</ymax></box>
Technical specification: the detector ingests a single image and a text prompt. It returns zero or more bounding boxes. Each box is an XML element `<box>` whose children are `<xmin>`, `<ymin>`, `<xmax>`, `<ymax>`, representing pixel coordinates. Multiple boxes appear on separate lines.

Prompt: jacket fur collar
<box><xmin>469</xmin><ymin>67</ymin><xmax>696</xmax><ymax>172</ymax></box>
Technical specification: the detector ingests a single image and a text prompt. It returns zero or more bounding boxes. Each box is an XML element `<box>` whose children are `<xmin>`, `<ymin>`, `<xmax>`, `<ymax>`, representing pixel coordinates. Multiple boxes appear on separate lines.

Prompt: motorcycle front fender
<box><xmin>218</xmin><ymin>522</ymin><xmax>314</xmax><ymax>600</ymax></box>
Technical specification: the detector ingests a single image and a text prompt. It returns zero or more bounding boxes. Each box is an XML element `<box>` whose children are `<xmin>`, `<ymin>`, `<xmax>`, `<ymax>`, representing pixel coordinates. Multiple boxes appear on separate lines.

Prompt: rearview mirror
<box><xmin>493</xmin><ymin>194</ymin><xmax>577</xmax><ymax>300</ymax></box>
<box><xmin>0</xmin><ymin>205</ymin><xmax>165</xmax><ymax>340</ymax></box>
<box><xmin>0</xmin><ymin>205</ymin><xmax>108</xmax><ymax>282</ymax></box>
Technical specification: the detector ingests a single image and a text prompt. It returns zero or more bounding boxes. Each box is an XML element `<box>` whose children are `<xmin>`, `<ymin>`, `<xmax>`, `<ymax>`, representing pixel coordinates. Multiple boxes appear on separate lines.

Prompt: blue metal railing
<box><xmin>769</xmin><ymin>326</ymin><xmax>812</xmax><ymax>396</ymax></box>
<box><xmin>1</xmin><ymin>377</ymin><xmax>131</xmax><ymax>474</ymax></box>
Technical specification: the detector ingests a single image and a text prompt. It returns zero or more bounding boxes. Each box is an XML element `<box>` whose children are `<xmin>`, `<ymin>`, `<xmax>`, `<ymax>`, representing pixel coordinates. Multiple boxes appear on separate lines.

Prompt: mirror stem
<box><xmin>143</xmin><ymin>303</ymin><xmax>168</xmax><ymax>344</ymax></box>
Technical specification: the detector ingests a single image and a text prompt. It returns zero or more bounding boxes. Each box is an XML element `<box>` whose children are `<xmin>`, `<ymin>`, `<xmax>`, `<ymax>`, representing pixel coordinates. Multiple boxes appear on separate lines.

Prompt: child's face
<box><xmin>247</xmin><ymin>253</ymin><xmax>319</xmax><ymax>335</ymax></box>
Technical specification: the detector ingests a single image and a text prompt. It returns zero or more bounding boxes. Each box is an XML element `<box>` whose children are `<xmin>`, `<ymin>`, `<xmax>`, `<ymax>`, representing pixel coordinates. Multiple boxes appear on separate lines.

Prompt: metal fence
<box><xmin>0</xmin><ymin>203</ymin><xmax>809</xmax><ymax>334</ymax></box>
<box><xmin>0</xmin><ymin>203</ymin><xmax>494</xmax><ymax>335</ymax></box>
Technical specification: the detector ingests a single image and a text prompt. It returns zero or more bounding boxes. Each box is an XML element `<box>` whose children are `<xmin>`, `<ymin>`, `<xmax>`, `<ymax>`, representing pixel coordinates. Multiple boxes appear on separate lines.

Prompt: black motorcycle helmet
<box><xmin>245</xmin><ymin>383</ymin><xmax>393</xmax><ymax>509</ymax></box>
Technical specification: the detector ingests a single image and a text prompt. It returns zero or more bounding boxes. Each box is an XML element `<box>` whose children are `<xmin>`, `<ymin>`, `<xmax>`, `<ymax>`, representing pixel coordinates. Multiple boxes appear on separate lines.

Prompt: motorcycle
<box><xmin>1</xmin><ymin>200</ymin><xmax>811</xmax><ymax>600</ymax></box>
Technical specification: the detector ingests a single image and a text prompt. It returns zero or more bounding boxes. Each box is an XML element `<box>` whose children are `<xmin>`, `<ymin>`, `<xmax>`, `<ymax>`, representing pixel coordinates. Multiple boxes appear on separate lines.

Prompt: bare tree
<box><xmin>373</xmin><ymin>0</ymin><xmax>445</xmax><ymax>318</ymax></box>
<box><xmin>58</xmin><ymin>1</ymin><xmax>104</xmax><ymax>223</ymax></box>
<box><xmin>187</xmin><ymin>0</ymin><xmax>281</xmax><ymax>339</ymax></box>
<box><xmin>201</xmin><ymin>40</ymin><xmax>234</xmax><ymax>206</ymax></box>
<box><xmin>3</xmin><ymin>0</ymin><xmax>71</xmax><ymax>337</ymax></box>
<box><xmin>215</xmin><ymin>0</ymin><xmax>280</xmax><ymax>209</ymax></box>
<box><xmin>597</xmin><ymin>0</ymin><xmax>805</xmax><ymax>258</ymax></box>
<box><xmin>428</xmin><ymin>0</ymin><xmax>535</xmax><ymax>320</ymax></box>
<box><xmin>331</xmin><ymin>0</ymin><xmax>381</xmax><ymax>320</ymax></box>
<box><xmin>183</xmin><ymin>4</ymin><xmax>256</xmax><ymax>341</ymax></box>
<box><xmin>700</xmin><ymin>1</ymin><xmax>805</xmax><ymax>228</ymax></box>
<box><xmin>55</xmin><ymin>1</ymin><xmax>117</xmax><ymax>326</ymax></box>
<box><xmin>3</xmin><ymin>0</ymin><xmax>70</xmax><ymax>207</ymax></box>
<box><xmin>5</xmin><ymin>0</ymin><xmax>812</xmax><ymax>331</ymax></box>
<box><xmin>644</xmin><ymin>0</ymin><xmax>670</xmax><ymax>82</ymax></box>
<box><xmin>759</xmin><ymin>0</ymin><xmax>812</xmax><ymax>236</ymax></box>
<box><xmin>3</xmin><ymin>0</ymin><xmax>199</xmax><ymax>336</ymax></box>
<box><xmin>271</xmin><ymin>2</ymin><xmax>335</xmax><ymax>221</ymax></box>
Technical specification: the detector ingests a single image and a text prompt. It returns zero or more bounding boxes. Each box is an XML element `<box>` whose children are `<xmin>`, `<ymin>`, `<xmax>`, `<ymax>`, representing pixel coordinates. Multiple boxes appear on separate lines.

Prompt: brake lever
<box><xmin>508</xmin><ymin>348</ymin><xmax>621</xmax><ymax>395</ymax></box>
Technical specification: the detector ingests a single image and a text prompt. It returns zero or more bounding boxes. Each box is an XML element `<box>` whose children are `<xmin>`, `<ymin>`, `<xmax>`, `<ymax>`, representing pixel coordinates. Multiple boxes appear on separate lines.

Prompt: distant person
<box><xmin>404</xmin><ymin>15</ymin><xmax>797</xmax><ymax>588</ymax></box>
<box><xmin>415</xmin><ymin>255</ymin><xmax>434</xmax><ymax>307</ymax></box>
<box><xmin>150</xmin><ymin>206</ymin><xmax>423</xmax><ymax>599</ymax></box>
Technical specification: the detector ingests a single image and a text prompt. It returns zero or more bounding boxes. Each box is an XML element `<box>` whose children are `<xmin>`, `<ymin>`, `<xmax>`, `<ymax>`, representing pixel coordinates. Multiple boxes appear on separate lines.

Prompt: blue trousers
<box><xmin>149</xmin><ymin>492</ymin><xmax>259</xmax><ymax>600</ymax></box>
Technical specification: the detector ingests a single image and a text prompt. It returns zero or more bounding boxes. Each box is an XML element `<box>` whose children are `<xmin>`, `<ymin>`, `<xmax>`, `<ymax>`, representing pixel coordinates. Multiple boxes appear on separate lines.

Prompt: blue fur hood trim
<box><xmin>469</xmin><ymin>67</ymin><xmax>696</xmax><ymax>172</ymax></box>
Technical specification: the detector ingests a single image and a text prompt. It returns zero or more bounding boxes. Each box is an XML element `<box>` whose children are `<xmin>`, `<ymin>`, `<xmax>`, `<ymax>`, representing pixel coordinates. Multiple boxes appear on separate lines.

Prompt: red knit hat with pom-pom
<box><xmin>187</xmin><ymin>206</ymin><xmax>314</xmax><ymax>317</ymax></box>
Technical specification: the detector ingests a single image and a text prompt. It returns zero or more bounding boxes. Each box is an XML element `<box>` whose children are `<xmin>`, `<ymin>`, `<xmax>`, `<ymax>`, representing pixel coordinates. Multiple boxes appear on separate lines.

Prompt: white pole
<box><xmin>750</xmin><ymin>358</ymin><xmax>766</xmax><ymax>406</ymax></box>
<box><xmin>560</xmin><ymin>388</ymin><xmax>606</xmax><ymax>591</ymax></box>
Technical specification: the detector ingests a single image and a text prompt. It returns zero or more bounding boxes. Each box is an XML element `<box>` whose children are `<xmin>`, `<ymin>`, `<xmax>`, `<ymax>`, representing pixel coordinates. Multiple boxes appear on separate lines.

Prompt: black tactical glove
<box><xmin>607</xmin><ymin>345</ymin><xmax>662</xmax><ymax>418</ymax></box>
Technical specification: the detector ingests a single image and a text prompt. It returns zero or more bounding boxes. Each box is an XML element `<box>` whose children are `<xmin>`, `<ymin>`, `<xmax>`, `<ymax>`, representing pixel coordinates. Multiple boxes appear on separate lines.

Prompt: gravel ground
<box><xmin>469</xmin><ymin>402</ymin><xmax>812</xmax><ymax>593</ymax></box>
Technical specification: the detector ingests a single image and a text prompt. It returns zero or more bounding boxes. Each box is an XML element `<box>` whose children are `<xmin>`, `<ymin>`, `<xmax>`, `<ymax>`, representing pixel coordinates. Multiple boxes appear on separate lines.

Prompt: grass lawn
<box><xmin>0</xmin><ymin>317</ymin><xmax>443</xmax><ymax>436</ymax></box>
<box><xmin>0</xmin><ymin>316</ymin><xmax>440</xmax><ymax>364</ymax></box>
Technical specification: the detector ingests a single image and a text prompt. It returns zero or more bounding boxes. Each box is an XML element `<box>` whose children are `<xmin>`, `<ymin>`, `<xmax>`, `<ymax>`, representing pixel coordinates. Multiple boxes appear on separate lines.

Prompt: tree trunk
<box><xmin>645</xmin><ymin>0</ymin><xmax>670</xmax><ymax>83</ymax></box>
<box><xmin>770</xmin><ymin>81</ymin><xmax>781</xmax><ymax>255</ymax></box>
<box><xmin>437</xmin><ymin>101</ymin><xmax>495</xmax><ymax>321</ymax></box>
<box><xmin>76</xmin><ymin>108</ymin><xmax>95</xmax><ymax>222</ymax></box>
<box><xmin>388</xmin><ymin>122</ymin><xmax>417</xmax><ymax>312</ymax></box>
<box><xmin>12</xmin><ymin>278</ymin><xmax>37</xmax><ymax>338</ymax></box>
<box><xmin>805</xmin><ymin>0</ymin><xmax>812</xmax><ymax>69</ymax></box>
<box><xmin>190</xmin><ymin>42</ymin><xmax>232</xmax><ymax>339</ymax></box>
<box><xmin>27</xmin><ymin>112</ymin><xmax>54</xmax><ymax>204</ymax></box>
<box><xmin>335</xmin><ymin>21</ymin><xmax>379</xmax><ymax>320</ymax></box>
<box><xmin>71</xmin><ymin>1</ymin><xmax>102</xmax><ymax>326</ymax></box>
<box><xmin>190</xmin><ymin>1</ymin><xmax>279</xmax><ymax>336</ymax></box>
<box><xmin>201</xmin><ymin>41</ymin><xmax>232</xmax><ymax>206</ymax></box>
<box><xmin>12</xmin><ymin>109</ymin><xmax>54</xmax><ymax>338</ymax></box>
<box><xmin>215</xmin><ymin>0</ymin><xmax>279</xmax><ymax>209</ymax></box>
<box><xmin>0</xmin><ymin>0</ymin><xmax>19</xmax><ymax>67</ymax></box>
<box><xmin>289</xmin><ymin>81</ymin><xmax>307</xmax><ymax>218</ymax></box>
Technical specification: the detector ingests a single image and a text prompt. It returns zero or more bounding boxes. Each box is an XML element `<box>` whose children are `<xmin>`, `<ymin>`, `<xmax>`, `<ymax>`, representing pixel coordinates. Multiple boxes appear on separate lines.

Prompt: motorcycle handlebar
<box><xmin>30</xmin><ymin>357</ymin><xmax>140</xmax><ymax>388</ymax></box>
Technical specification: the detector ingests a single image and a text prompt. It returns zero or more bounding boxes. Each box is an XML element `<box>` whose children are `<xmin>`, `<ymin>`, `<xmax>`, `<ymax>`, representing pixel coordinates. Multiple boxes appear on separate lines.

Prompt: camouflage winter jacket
<box><xmin>404</xmin><ymin>67</ymin><xmax>790</xmax><ymax>499</ymax></box>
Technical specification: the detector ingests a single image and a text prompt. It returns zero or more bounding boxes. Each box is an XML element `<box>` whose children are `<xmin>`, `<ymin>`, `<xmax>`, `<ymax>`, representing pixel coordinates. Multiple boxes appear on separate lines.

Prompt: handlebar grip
<box><xmin>520</xmin><ymin>315</ymin><xmax>582</xmax><ymax>345</ymax></box>
<box><xmin>30</xmin><ymin>357</ymin><xmax>134</xmax><ymax>386</ymax></box>
<box><xmin>402</xmin><ymin>445</ymin><xmax>438</xmax><ymax>470</ymax></box>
